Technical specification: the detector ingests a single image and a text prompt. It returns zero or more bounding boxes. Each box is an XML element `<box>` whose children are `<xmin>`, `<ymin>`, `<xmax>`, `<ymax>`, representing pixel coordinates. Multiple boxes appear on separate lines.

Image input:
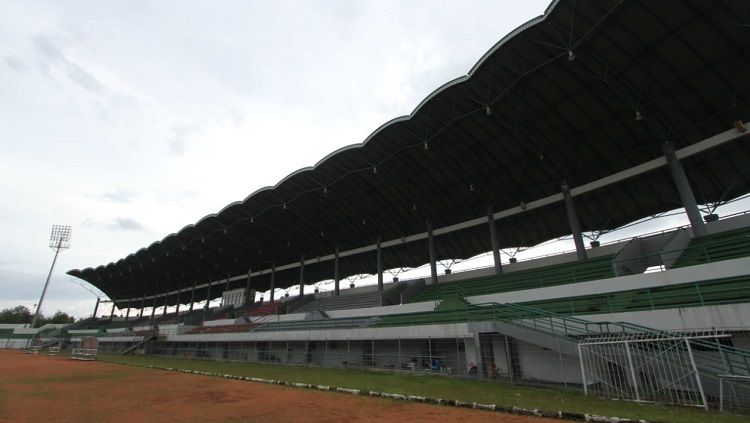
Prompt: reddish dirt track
<box><xmin>0</xmin><ymin>351</ymin><xmax>554</xmax><ymax>423</ymax></box>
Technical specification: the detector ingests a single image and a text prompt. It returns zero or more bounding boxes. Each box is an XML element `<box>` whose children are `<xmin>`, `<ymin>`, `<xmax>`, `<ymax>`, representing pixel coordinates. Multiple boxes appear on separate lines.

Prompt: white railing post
<box><xmin>684</xmin><ymin>338</ymin><xmax>708</xmax><ymax>410</ymax></box>
<box><xmin>578</xmin><ymin>343</ymin><xmax>588</xmax><ymax>396</ymax></box>
<box><xmin>624</xmin><ymin>342</ymin><xmax>640</xmax><ymax>401</ymax></box>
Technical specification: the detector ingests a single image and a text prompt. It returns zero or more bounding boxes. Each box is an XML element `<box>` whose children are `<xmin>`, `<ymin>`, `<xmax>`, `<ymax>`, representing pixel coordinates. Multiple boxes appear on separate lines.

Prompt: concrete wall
<box><xmin>202</xmin><ymin>319</ymin><xmax>238</xmax><ymax>327</ymax></box>
<box><xmin>515</xmin><ymin>340</ymin><xmax>582</xmax><ymax>385</ymax></box>
<box><xmin>325</xmin><ymin>302</ymin><xmax>435</xmax><ymax>319</ymax></box>
<box><xmin>166</xmin><ymin>322</ymin><xmax>472</xmax><ymax>343</ymax></box>
<box><xmin>580</xmin><ymin>303</ymin><xmax>750</xmax><ymax>332</ymax></box>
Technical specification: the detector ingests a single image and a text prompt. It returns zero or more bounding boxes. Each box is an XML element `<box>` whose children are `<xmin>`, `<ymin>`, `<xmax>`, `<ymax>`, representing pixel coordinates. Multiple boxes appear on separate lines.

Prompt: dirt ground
<box><xmin>0</xmin><ymin>350</ymin><xmax>555</xmax><ymax>423</ymax></box>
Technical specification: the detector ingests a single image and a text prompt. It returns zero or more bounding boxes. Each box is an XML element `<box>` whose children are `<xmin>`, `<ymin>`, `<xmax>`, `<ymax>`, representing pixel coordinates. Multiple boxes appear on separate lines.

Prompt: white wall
<box><xmin>580</xmin><ymin>303</ymin><xmax>750</xmax><ymax>332</ymax></box>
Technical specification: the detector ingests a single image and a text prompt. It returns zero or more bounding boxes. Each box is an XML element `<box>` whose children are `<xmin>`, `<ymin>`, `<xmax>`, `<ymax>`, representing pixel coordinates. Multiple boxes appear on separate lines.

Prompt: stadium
<box><xmin>4</xmin><ymin>0</ymin><xmax>750</xmax><ymax>420</ymax></box>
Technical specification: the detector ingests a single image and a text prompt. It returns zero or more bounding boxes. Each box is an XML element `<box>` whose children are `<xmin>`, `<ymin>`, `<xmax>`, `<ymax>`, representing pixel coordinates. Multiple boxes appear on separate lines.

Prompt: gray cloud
<box><xmin>155</xmin><ymin>189</ymin><xmax>199</xmax><ymax>204</ymax></box>
<box><xmin>30</xmin><ymin>34</ymin><xmax>104</xmax><ymax>93</ymax></box>
<box><xmin>81</xmin><ymin>217</ymin><xmax>147</xmax><ymax>231</ymax></box>
<box><xmin>100</xmin><ymin>190</ymin><xmax>137</xmax><ymax>203</ymax></box>
<box><xmin>108</xmin><ymin>217</ymin><xmax>146</xmax><ymax>231</ymax></box>
<box><xmin>3</xmin><ymin>55</ymin><xmax>27</xmax><ymax>73</ymax></box>
<box><xmin>169</xmin><ymin>125</ymin><xmax>197</xmax><ymax>155</ymax></box>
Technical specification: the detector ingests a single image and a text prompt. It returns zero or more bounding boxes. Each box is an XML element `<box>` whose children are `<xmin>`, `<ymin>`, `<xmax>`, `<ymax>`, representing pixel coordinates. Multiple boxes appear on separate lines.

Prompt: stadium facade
<box><xmin>5</xmin><ymin>0</ymin><xmax>750</xmax><ymax>413</ymax></box>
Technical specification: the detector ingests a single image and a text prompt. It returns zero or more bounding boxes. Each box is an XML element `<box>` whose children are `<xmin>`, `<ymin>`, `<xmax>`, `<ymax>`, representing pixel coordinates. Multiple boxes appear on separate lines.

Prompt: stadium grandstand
<box><xmin>8</xmin><ymin>0</ymin><xmax>750</xmax><ymax>414</ymax></box>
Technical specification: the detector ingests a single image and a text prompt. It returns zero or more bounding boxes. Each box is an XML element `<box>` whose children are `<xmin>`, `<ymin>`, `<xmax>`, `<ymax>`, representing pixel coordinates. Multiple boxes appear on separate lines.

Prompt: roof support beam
<box><xmin>299</xmin><ymin>257</ymin><xmax>305</xmax><ymax>297</ymax></box>
<box><xmin>562</xmin><ymin>182</ymin><xmax>587</xmax><ymax>261</ymax></box>
<box><xmin>189</xmin><ymin>282</ymin><xmax>195</xmax><ymax>312</ymax></box>
<box><xmin>334</xmin><ymin>247</ymin><xmax>340</xmax><ymax>296</ymax></box>
<box><xmin>428</xmin><ymin>222</ymin><xmax>437</xmax><ymax>285</ymax></box>
<box><xmin>202</xmin><ymin>281</ymin><xmax>212</xmax><ymax>322</ymax></box>
<box><xmin>269</xmin><ymin>264</ymin><xmax>276</xmax><ymax>302</ymax></box>
<box><xmin>377</xmin><ymin>237</ymin><xmax>383</xmax><ymax>291</ymax></box>
<box><xmin>92</xmin><ymin>297</ymin><xmax>100</xmax><ymax>319</ymax></box>
<box><xmin>664</xmin><ymin>142</ymin><xmax>708</xmax><ymax>238</ymax></box>
<box><xmin>488</xmin><ymin>206</ymin><xmax>503</xmax><ymax>275</ymax></box>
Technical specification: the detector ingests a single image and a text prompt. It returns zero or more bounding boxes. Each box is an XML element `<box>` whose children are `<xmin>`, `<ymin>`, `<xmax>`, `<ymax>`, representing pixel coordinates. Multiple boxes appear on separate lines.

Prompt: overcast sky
<box><xmin>0</xmin><ymin>0</ymin><xmax>559</xmax><ymax>318</ymax></box>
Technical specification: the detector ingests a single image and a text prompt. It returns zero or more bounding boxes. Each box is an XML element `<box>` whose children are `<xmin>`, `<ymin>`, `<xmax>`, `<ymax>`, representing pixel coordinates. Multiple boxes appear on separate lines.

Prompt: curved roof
<box><xmin>69</xmin><ymin>0</ymin><xmax>750</xmax><ymax>307</ymax></box>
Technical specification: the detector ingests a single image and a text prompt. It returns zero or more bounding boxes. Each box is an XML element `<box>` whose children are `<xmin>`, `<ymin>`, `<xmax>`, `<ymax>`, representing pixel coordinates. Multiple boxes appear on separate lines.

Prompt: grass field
<box><xmin>98</xmin><ymin>354</ymin><xmax>748</xmax><ymax>423</ymax></box>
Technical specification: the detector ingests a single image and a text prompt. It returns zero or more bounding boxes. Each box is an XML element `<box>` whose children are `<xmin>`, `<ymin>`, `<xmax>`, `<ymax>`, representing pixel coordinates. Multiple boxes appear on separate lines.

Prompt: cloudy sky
<box><xmin>0</xmin><ymin>0</ymin><xmax>559</xmax><ymax>318</ymax></box>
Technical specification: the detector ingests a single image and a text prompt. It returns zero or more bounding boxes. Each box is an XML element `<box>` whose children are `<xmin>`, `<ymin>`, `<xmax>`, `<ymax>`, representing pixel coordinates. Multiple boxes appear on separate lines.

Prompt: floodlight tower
<box><xmin>31</xmin><ymin>225</ymin><xmax>71</xmax><ymax>328</ymax></box>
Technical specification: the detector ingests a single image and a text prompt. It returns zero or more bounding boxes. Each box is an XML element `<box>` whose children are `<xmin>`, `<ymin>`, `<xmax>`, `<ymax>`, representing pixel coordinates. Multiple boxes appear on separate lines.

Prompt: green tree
<box><xmin>47</xmin><ymin>311</ymin><xmax>75</xmax><ymax>324</ymax></box>
<box><xmin>0</xmin><ymin>305</ymin><xmax>33</xmax><ymax>324</ymax></box>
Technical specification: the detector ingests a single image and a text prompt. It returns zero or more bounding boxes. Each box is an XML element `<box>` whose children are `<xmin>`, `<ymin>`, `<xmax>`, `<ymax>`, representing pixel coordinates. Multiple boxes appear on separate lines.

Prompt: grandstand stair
<box><xmin>294</xmin><ymin>291</ymin><xmax>384</xmax><ymax>312</ymax></box>
<box><xmin>410</xmin><ymin>255</ymin><xmax>615</xmax><ymax>303</ymax></box>
<box><xmin>673</xmin><ymin>226</ymin><xmax>750</xmax><ymax>268</ymax></box>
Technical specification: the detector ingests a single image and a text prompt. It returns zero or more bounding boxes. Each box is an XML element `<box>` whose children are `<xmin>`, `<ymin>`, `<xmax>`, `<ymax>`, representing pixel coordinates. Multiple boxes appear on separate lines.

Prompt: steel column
<box><xmin>245</xmin><ymin>269</ymin><xmax>252</xmax><ymax>304</ymax></box>
<box><xmin>663</xmin><ymin>142</ymin><xmax>708</xmax><ymax>237</ymax></box>
<box><xmin>427</xmin><ymin>222</ymin><xmax>437</xmax><ymax>285</ymax></box>
<box><xmin>189</xmin><ymin>281</ymin><xmax>196</xmax><ymax>312</ymax></box>
<box><xmin>562</xmin><ymin>183</ymin><xmax>587</xmax><ymax>260</ymax></box>
<box><xmin>125</xmin><ymin>301</ymin><xmax>131</xmax><ymax>322</ymax></box>
<box><xmin>203</xmin><ymin>281</ymin><xmax>212</xmax><ymax>321</ymax></box>
<box><xmin>270</xmin><ymin>264</ymin><xmax>276</xmax><ymax>302</ymax></box>
<box><xmin>334</xmin><ymin>248</ymin><xmax>340</xmax><ymax>296</ymax></box>
<box><xmin>109</xmin><ymin>301</ymin><xmax>116</xmax><ymax>320</ymax></box>
<box><xmin>488</xmin><ymin>207</ymin><xmax>502</xmax><ymax>275</ymax></box>
<box><xmin>92</xmin><ymin>297</ymin><xmax>100</xmax><ymax>318</ymax></box>
<box><xmin>162</xmin><ymin>293</ymin><xmax>168</xmax><ymax>317</ymax></box>
<box><xmin>298</xmin><ymin>257</ymin><xmax>305</xmax><ymax>297</ymax></box>
<box><xmin>376</xmin><ymin>236</ymin><xmax>383</xmax><ymax>291</ymax></box>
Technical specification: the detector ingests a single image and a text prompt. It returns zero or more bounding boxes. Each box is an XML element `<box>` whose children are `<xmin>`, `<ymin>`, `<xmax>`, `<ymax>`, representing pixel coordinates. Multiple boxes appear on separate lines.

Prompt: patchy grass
<box><xmin>99</xmin><ymin>354</ymin><xmax>746</xmax><ymax>423</ymax></box>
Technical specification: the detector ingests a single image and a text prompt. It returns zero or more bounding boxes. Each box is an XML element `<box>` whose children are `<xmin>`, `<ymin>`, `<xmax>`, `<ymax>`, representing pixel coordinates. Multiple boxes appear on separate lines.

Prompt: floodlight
<box><xmin>31</xmin><ymin>225</ymin><xmax>72</xmax><ymax>328</ymax></box>
<box><xmin>49</xmin><ymin>224</ymin><xmax>72</xmax><ymax>249</ymax></box>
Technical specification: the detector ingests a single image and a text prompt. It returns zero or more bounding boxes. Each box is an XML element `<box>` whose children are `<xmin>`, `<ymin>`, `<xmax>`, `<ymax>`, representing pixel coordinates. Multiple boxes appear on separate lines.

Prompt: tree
<box><xmin>0</xmin><ymin>305</ymin><xmax>32</xmax><ymax>324</ymax></box>
<box><xmin>47</xmin><ymin>311</ymin><xmax>75</xmax><ymax>324</ymax></box>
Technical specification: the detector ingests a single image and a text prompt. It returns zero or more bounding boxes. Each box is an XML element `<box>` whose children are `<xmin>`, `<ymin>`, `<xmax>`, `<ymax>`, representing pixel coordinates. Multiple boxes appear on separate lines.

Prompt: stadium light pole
<box><xmin>31</xmin><ymin>225</ymin><xmax>71</xmax><ymax>328</ymax></box>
